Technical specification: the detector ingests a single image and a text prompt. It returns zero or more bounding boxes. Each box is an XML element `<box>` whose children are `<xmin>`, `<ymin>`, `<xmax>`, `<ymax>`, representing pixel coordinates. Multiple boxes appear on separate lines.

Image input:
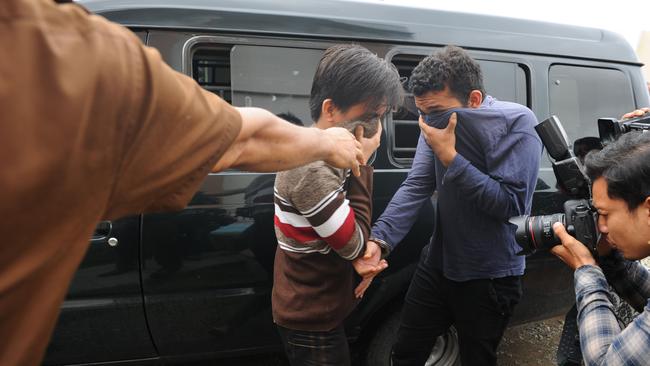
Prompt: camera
<box><xmin>598</xmin><ymin>113</ymin><xmax>650</xmax><ymax>145</ymax></box>
<box><xmin>510</xmin><ymin>113</ymin><xmax>649</xmax><ymax>254</ymax></box>
<box><xmin>509</xmin><ymin>116</ymin><xmax>600</xmax><ymax>255</ymax></box>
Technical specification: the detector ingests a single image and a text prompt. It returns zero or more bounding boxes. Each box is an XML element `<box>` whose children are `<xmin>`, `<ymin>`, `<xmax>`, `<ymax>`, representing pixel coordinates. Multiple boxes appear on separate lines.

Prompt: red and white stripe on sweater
<box><xmin>273</xmin><ymin>162</ymin><xmax>364</xmax><ymax>260</ymax></box>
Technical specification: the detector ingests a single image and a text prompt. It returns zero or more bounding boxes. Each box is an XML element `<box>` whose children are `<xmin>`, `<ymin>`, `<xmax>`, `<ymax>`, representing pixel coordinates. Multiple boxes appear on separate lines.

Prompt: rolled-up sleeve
<box><xmin>99</xmin><ymin>22</ymin><xmax>242</xmax><ymax>219</ymax></box>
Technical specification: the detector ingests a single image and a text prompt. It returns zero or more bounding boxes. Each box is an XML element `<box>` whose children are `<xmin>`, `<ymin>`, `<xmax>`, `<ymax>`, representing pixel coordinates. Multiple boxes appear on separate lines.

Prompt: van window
<box><xmin>230</xmin><ymin>45</ymin><xmax>323</xmax><ymax>126</ymax></box>
<box><xmin>192</xmin><ymin>45</ymin><xmax>322</xmax><ymax>126</ymax></box>
<box><xmin>548</xmin><ymin>65</ymin><xmax>635</xmax><ymax>143</ymax></box>
<box><xmin>389</xmin><ymin>54</ymin><xmax>529</xmax><ymax>164</ymax></box>
<box><xmin>193</xmin><ymin>47</ymin><xmax>232</xmax><ymax>103</ymax></box>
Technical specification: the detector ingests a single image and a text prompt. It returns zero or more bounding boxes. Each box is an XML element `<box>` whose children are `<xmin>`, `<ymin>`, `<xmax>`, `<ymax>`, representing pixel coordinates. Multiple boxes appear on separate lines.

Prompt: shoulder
<box><xmin>276</xmin><ymin>162</ymin><xmax>346</xmax><ymax>196</ymax></box>
<box><xmin>487</xmin><ymin>98</ymin><xmax>538</xmax><ymax>134</ymax></box>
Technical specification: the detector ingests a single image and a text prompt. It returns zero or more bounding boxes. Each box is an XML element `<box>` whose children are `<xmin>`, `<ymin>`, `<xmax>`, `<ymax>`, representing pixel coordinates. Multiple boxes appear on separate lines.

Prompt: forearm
<box><xmin>213</xmin><ymin>107</ymin><xmax>331</xmax><ymax>172</ymax></box>
<box><xmin>333</xmin><ymin>166</ymin><xmax>373</xmax><ymax>260</ymax></box>
<box><xmin>347</xmin><ymin>166</ymin><xmax>373</xmax><ymax>241</ymax></box>
<box><xmin>371</xmin><ymin>135</ymin><xmax>436</xmax><ymax>249</ymax></box>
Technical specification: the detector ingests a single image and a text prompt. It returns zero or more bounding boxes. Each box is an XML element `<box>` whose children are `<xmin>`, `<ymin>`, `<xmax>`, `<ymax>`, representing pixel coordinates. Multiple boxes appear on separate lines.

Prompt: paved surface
<box><xmin>498</xmin><ymin>316</ymin><xmax>565</xmax><ymax>366</ymax></box>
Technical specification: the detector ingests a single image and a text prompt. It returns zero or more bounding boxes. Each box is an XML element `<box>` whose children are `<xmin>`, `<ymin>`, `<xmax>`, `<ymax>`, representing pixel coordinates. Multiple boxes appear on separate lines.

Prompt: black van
<box><xmin>44</xmin><ymin>1</ymin><xmax>649</xmax><ymax>365</ymax></box>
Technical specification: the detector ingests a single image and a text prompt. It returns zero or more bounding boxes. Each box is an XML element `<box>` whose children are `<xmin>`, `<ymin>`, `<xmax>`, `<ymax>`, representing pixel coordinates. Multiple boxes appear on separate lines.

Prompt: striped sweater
<box><xmin>272</xmin><ymin>162</ymin><xmax>373</xmax><ymax>331</ymax></box>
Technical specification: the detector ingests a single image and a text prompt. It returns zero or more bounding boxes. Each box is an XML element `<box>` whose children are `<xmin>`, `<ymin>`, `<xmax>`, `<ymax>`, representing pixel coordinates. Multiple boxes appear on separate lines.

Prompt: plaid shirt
<box><xmin>575</xmin><ymin>252</ymin><xmax>650</xmax><ymax>365</ymax></box>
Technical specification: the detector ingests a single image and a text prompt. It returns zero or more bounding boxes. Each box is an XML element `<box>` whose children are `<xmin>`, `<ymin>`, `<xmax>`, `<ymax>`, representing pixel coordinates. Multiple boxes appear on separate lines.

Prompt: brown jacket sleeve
<box><xmin>99</xmin><ymin>24</ymin><xmax>242</xmax><ymax>220</ymax></box>
<box><xmin>345</xmin><ymin>165</ymin><xmax>374</xmax><ymax>259</ymax></box>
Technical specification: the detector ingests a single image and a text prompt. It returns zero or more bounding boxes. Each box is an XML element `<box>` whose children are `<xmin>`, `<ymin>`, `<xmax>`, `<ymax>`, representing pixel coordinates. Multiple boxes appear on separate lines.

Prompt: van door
<box><xmin>43</xmin><ymin>216</ymin><xmax>156</xmax><ymax>365</ymax></box>
<box><xmin>141</xmin><ymin>36</ymin><xmax>326</xmax><ymax>357</ymax></box>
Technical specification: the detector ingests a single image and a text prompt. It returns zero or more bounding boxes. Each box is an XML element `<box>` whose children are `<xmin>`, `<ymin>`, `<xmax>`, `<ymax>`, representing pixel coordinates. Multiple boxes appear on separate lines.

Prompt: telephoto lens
<box><xmin>509</xmin><ymin>213</ymin><xmax>565</xmax><ymax>255</ymax></box>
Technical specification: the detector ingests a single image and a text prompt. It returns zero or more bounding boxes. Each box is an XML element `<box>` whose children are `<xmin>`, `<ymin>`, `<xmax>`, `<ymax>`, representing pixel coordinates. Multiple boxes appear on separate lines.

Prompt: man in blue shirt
<box><xmin>368</xmin><ymin>45</ymin><xmax>542</xmax><ymax>365</ymax></box>
<box><xmin>551</xmin><ymin>113</ymin><xmax>650</xmax><ymax>366</ymax></box>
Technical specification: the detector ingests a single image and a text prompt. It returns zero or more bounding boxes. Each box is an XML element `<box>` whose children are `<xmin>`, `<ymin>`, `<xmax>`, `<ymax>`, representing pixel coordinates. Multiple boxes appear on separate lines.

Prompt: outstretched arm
<box><xmin>213</xmin><ymin>107</ymin><xmax>363</xmax><ymax>175</ymax></box>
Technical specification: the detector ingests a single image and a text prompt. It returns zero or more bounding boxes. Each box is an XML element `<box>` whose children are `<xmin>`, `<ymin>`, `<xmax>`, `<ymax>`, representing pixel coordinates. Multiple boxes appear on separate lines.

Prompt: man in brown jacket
<box><xmin>0</xmin><ymin>1</ymin><xmax>364</xmax><ymax>365</ymax></box>
<box><xmin>272</xmin><ymin>44</ymin><xmax>402</xmax><ymax>366</ymax></box>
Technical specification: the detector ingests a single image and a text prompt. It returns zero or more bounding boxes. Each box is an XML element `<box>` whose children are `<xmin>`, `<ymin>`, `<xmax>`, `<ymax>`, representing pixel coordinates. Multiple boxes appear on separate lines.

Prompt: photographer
<box><xmin>551</xmin><ymin>122</ymin><xmax>650</xmax><ymax>365</ymax></box>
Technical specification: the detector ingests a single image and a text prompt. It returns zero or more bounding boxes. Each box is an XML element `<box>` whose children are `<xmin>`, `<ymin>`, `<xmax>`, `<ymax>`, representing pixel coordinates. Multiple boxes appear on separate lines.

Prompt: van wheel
<box><xmin>365</xmin><ymin>310</ymin><xmax>460</xmax><ymax>366</ymax></box>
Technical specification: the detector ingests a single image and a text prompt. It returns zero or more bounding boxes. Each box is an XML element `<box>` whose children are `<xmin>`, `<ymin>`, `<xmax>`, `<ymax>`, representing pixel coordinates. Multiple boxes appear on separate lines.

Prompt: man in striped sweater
<box><xmin>272</xmin><ymin>44</ymin><xmax>403</xmax><ymax>366</ymax></box>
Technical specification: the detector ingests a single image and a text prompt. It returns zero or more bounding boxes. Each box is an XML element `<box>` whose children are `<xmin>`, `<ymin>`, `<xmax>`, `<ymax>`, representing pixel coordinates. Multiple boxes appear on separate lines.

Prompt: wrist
<box><xmin>439</xmin><ymin>149</ymin><xmax>457</xmax><ymax>167</ymax></box>
<box><xmin>575</xmin><ymin>260</ymin><xmax>598</xmax><ymax>270</ymax></box>
<box><xmin>316</xmin><ymin>128</ymin><xmax>335</xmax><ymax>162</ymax></box>
<box><xmin>368</xmin><ymin>237</ymin><xmax>391</xmax><ymax>258</ymax></box>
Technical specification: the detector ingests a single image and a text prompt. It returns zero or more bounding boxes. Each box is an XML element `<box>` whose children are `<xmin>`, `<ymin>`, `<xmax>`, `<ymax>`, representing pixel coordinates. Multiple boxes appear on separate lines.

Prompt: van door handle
<box><xmin>91</xmin><ymin>221</ymin><xmax>113</xmax><ymax>244</ymax></box>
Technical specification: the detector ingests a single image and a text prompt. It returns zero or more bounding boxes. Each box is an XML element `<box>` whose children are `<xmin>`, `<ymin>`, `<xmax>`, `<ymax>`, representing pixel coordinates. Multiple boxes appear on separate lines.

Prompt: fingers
<box><xmin>622</xmin><ymin>108</ymin><xmax>650</xmax><ymax>120</ymax></box>
<box><xmin>354</xmin><ymin>261</ymin><xmax>389</xmax><ymax>298</ymax></box>
<box><xmin>552</xmin><ymin>222</ymin><xmax>574</xmax><ymax>244</ymax></box>
<box><xmin>351</xmin><ymin>137</ymin><xmax>362</xmax><ymax>176</ymax></box>
<box><xmin>378</xmin><ymin>259</ymin><xmax>388</xmax><ymax>271</ymax></box>
<box><xmin>418</xmin><ymin>117</ymin><xmax>430</xmax><ymax>133</ymax></box>
<box><xmin>418</xmin><ymin>119</ymin><xmax>432</xmax><ymax>145</ymax></box>
<box><xmin>550</xmin><ymin>243</ymin><xmax>567</xmax><ymax>258</ymax></box>
<box><xmin>551</xmin><ymin>222</ymin><xmax>597</xmax><ymax>269</ymax></box>
<box><xmin>354</xmin><ymin>262</ymin><xmax>383</xmax><ymax>276</ymax></box>
<box><xmin>354</xmin><ymin>125</ymin><xmax>364</xmax><ymax>141</ymax></box>
<box><xmin>447</xmin><ymin>112</ymin><xmax>457</xmax><ymax>133</ymax></box>
<box><xmin>355</xmin><ymin>277</ymin><xmax>372</xmax><ymax>298</ymax></box>
<box><xmin>550</xmin><ymin>244</ymin><xmax>572</xmax><ymax>266</ymax></box>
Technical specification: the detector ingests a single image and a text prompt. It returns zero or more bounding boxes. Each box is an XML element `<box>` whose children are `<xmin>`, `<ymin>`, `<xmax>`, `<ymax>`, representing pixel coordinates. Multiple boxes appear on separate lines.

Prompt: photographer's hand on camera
<box><xmin>418</xmin><ymin>112</ymin><xmax>458</xmax><ymax>166</ymax></box>
<box><xmin>621</xmin><ymin>107</ymin><xmax>650</xmax><ymax>120</ymax></box>
<box><xmin>550</xmin><ymin>222</ymin><xmax>597</xmax><ymax>270</ymax></box>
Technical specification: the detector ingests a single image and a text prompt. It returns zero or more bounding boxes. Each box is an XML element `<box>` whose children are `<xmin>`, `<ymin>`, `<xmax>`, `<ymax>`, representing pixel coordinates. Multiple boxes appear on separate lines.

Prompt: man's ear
<box><xmin>321</xmin><ymin>99</ymin><xmax>336</xmax><ymax>122</ymax></box>
<box><xmin>644</xmin><ymin>196</ymin><xmax>650</xmax><ymax>226</ymax></box>
<box><xmin>468</xmin><ymin>90</ymin><xmax>483</xmax><ymax>108</ymax></box>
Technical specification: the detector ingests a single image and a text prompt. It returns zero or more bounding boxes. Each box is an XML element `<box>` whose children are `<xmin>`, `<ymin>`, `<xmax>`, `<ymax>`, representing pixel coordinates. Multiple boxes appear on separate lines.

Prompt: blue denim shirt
<box><xmin>371</xmin><ymin>96</ymin><xmax>542</xmax><ymax>281</ymax></box>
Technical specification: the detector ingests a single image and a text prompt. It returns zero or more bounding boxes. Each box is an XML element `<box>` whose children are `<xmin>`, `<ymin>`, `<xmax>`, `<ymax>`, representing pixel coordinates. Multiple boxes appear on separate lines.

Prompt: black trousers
<box><xmin>392</xmin><ymin>255</ymin><xmax>522</xmax><ymax>366</ymax></box>
<box><xmin>276</xmin><ymin>324</ymin><xmax>350</xmax><ymax>366</ymax></box>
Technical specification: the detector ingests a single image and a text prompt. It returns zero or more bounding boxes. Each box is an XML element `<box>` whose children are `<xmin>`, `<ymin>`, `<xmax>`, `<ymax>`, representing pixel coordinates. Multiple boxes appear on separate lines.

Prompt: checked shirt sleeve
<box><xmin>598</xmin><ymin>251</ymin><xmax>650</xmax><ymax>312</ymax></box>
<box><xmin>575</xmin><ymin>265</ymin><xmax>650</xmax><ymax>366</ymax></box>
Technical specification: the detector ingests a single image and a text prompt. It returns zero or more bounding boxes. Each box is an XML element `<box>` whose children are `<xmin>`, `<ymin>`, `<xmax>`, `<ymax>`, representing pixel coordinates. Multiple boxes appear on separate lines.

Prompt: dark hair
<box><xmin>408</xmin><ymin>45</ymin><xmax>485</xmax><ymax>104</ymax></box>
<box><xmin>585</xmin><ymin>132</ymin><xmax>650</xmax><ymax>210</ymax></box>
<box><xmin>309</xmin><ymin>44</ymin><xmax>403</xmax><ymax>123</ymax></box>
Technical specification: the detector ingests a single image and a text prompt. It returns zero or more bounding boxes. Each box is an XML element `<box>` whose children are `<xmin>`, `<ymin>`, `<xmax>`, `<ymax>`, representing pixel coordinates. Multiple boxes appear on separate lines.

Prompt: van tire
<box><xmin>365</xmin><ymin>309</ymin><xmax>460</xmax><ymax>366</ymax></box>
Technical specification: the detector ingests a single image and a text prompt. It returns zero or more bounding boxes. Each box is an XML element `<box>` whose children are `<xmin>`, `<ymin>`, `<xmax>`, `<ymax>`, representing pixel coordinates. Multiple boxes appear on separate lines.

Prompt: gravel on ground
<box><xmin>498</xmin><ymin>316</ymin><xmax>565</xmax><ymax>366</ymax></box>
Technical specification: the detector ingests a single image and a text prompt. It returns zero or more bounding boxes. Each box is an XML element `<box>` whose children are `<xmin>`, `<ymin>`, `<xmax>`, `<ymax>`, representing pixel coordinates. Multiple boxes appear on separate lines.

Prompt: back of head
<box><xmin>309</xmin><ymin>44</ymin><xmax>403</xmax><ymax>136</ymax></box>
<box><xmin>409</xmin><ymin>45</ymin><xmax>485</xmax><ymax>104</ymax></box>
<box><xmin>585</xmin><ymin>132</ymin><xmax>650</xmax><ymax>210</ymax></box>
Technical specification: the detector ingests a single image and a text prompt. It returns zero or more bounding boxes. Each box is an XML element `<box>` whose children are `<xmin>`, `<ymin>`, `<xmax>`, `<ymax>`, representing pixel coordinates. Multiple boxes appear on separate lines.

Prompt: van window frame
<box><xmin>385</xmin><ymin>46</ymin><xmax>533</xmax><ymax>168</ymax></box>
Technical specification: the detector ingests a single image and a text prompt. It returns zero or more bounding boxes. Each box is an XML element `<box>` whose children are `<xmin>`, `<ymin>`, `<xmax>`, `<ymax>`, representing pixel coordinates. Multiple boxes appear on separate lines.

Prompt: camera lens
<box><xmin>510</xmin><ymin>213</ymin><xmax>565</xmax><ymax>254</ymax></box>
